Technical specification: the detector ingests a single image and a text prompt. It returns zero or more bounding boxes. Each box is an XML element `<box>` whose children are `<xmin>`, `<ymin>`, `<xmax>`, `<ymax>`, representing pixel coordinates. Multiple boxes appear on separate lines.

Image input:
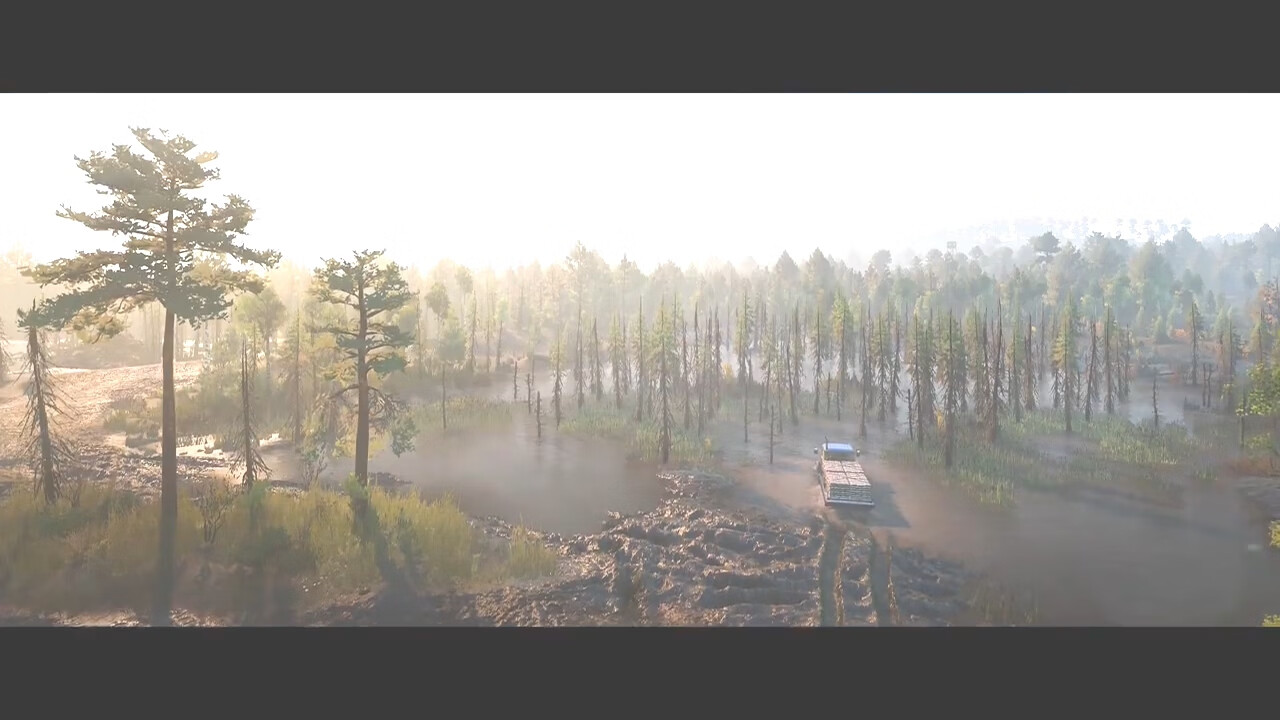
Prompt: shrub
<box><xmin>0</xmin><ymin>481</ymin><xmax>485</xmax><ymax>619</ymax></box>
<box><xmin>561</xmin><ymin>403</ymin><xmax>714</xmax><ymax>466</ymax></box>
<box><xmin>507</xmin><ymin>525</ymin><xmax>557</xmax><ymax>579</ymax></box>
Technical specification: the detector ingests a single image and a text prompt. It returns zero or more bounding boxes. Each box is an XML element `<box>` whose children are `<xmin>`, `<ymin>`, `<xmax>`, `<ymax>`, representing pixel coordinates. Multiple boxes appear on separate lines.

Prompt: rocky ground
<box><xmin>0</xmin><ymin>468</ymin><xmax>979</xmax><ymax>627</ymax></box>
<box><xmin>300</xmin><ymin>471</ymin><xmax>973</xmax><ymax>627</ymax></box>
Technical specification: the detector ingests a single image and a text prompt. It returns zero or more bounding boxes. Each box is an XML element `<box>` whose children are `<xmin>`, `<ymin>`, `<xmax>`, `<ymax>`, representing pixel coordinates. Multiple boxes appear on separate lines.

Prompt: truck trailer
<box><xmin>813</xmin><ymin>441</ymin><xmax>874</xmax><ymax>508</ymax></box>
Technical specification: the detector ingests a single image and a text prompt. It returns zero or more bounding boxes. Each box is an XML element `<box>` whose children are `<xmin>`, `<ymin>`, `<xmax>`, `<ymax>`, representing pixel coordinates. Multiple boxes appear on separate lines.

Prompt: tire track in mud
<box><xmin>817</xmin><ymin>519</ymin><xmax>848</xmax><ymax>626</ymax></box>
<box><xmin>854</xmin><ymin>525</ymin><xmax>896</xmax><ymax>626</ymax></box>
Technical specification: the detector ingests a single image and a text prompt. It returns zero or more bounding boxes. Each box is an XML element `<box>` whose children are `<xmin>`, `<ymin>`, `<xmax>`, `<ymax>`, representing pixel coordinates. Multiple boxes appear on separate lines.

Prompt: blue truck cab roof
<box><xmin>823</xmin><ymin>443</ymin><xmax>856</xmax><ymax>453</ymax></box>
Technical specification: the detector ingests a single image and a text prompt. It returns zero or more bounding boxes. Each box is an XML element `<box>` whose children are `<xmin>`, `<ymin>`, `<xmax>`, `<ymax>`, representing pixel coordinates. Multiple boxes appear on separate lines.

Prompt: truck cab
<box><xmin>814</xmin><ymin>442</ymin><xmax>860</xmax><ymax>469</ymax></box>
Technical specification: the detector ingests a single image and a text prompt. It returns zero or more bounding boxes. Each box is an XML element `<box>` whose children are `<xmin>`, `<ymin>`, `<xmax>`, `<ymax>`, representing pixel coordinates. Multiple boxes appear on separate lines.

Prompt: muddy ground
<box><xmin>0</xmin><ymin>469</ymin><xmax>974</xmax><ymax>627</ymax></box>
<box><xmin>0</xmin><ymin>362</ymin><xmax>979</xmax><ymax>627</ymax></box>
<box><xmin>299</xmin><ymin>471</ymin><xmax>970</xmax><ymax>627</ymax></box>
<box><xmin>8</xmin><ymin>357</ymin><xmax>1272</xmax><ymax>626</ymax></box>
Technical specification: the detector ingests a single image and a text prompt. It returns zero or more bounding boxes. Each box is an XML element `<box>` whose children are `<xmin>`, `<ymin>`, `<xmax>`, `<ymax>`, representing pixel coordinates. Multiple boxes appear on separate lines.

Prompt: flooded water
<box><xmin>861</xmin><ymin>454</ymin><xmax>1280</xmax><ymax>626</ymax></box>
<box><xmin>264</xmin><ymin>417</ymin><xmax>664</xmax><ymax>536</ymax></box>
<box><xmin>722</xmin><ymin>414</ymin><xmax>1280</xmax><ymax>627</ymax></box>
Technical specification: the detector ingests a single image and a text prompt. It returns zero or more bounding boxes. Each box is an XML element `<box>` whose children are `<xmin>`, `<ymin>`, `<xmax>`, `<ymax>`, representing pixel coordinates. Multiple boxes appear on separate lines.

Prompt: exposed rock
<box><xmin>301</xmin><ymin>470</ymin><xmax>973</xmax><ymax>627</ymax></box>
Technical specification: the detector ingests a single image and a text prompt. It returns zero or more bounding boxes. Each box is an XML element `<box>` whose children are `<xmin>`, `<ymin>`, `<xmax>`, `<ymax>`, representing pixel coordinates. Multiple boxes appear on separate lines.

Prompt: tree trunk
<box><xmin>242</xmin><ymin>345</ymin><xmax>257</xmax><ymax>489</ymax></box>
<box><xmin>1152</xmin><ymin>374</ymin><xmax>1160</xmax><ymax>431</ymax></box>
<box><xmin>988</xmin><ymin>310</ymin><xmax>1002</xmax><ymax>443</ymax></box>
<box><xmin>683</xmin><ymin>321</ymin><xmax>691</xmax><ymax>430</ymax></box>
<box><xmin>29</xmin><ymin>324</ymin><xmax>57</xmax><ymax>505</ymax></box>
<box><xmin>292</xmin><ymin>315</ymin><xmax>302</xmax><ymax>445</ymax></box>
<box><xmin>906</xmin><ymin>387</ymin><xmax>914</xmax><ymax>441</ymax></box>
<box><xmin>636</xmin><ymin>299</ymin><xmax>645</xmax><ymax>422</ymax></box>
<box><xmin>153</xmin><ymin>201</ymin><xmax>179</xmax><ymax>628</ymax></box>
<box><xmin>945</xmin><ymin>313</ymin><xmax>955</xmax><ymax>468</ymax></box>
<box><xmin>859</xmin><ymin>311</ymin><xmax>868</xmax><ymax>439</ymax></box>
<box><xmin>355</xmin><ymin>310</ymin><xmax>371</xmax><ymax>487</ymax></box>
<box><xmin>769</xmin><ymin>406</ymin><xmax>775</xmax><ymax>464</ymax></box>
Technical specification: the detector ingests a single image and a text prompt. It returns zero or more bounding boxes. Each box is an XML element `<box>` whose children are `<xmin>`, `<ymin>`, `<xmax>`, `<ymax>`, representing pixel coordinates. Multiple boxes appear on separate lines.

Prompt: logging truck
<box><xmin>812</xmin><ymin>441</ymin><xmax>874</xmax><ymax>508</ymax></box>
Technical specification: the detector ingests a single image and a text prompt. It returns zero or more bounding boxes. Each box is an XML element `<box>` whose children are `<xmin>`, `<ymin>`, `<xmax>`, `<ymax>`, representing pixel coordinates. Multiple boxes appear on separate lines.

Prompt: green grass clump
<box><xmin>1006</xmin><ymin>409</ymin><xmax>1221</xmax><ymax>467</ymax></box>
<box><xmin>0</xmin><ymin>480</ymin><xmax>487</xmax><ymax>619</ymax></box>
<box><xmin>891</xmin><ymin>410</ymin><xmax>1219</xmax><ymax>507</ymax></box>
<box><xmin>414</xmin><ymin>396</ymin><xmax>514</xmax><ymax>435</ymax></box>
<box><xmin>885</xmin><ymin>429</ymin><xmax>1018</xmax><ymax>506</ymax></box>
<box><xmin>507</xmin><ymin>525</ymin><xmax>558</xmax><ymax>579</ymax></box>
<box><xmin>560</xmin><ymin>403</ymin><xmax>714</xmax><ymax>466</ymax></box>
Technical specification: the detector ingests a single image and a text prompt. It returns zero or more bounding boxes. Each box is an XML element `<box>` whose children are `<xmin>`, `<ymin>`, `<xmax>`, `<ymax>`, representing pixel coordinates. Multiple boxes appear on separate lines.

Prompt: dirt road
<box><xmin>0</xmin><ymin>362</ymin><xmax>202</xmax><ymax>448</ymax></box>
<box><xmin>0</xmin><ymin>362</ymin><xmax>210</xmax><ymax>496</ymax></box>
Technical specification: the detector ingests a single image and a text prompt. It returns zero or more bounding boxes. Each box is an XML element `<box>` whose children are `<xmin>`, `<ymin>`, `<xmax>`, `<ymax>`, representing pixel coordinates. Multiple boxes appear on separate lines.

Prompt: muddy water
<box><xmin>723</xmin><ymin>415</ymin><xmax>1280</xmax><ymax>626</ymax></box>
<box><xmin>264</xmin><ymin>420</ymin><xmax>664</xmax><ymax>537</ymax></box>
<box><xmin>866</xmin><ymin>455</ymin><xmax>1280</xmax><ymax>625</ymax></box>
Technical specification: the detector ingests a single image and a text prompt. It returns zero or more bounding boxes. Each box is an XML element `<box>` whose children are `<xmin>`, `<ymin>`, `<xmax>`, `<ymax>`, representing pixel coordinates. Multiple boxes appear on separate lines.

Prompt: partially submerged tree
<box><xmin>230</xmin><ymin>342</ymin><xmax>270</xmax><ymax>490</ymax></box>
<box><xmin>987</xmin><ymin>304</ymin><xmax>1003</xmax><ymax>443</ymax></box>
<box><xmin>943</xmin><ymin>310</ymin><xmax>958</xmax><ymax>468</ymax></box>
<box><xmin>1084</xmin><ymin>318</ymin><xmax>1099</xmax><ymax>422</ymax></box>
<box><xmin>24</xmin><ymin>128</ymin><xmax>280</xmax><ymax>626</ymax></box>
<box><xmin>634</xmin><ymin>298</ymin><xmax>646</xmax><ymax>422</ymax></box>
<box><xmin>311</xmin><ymin>250</ymin><xmax>417</xmax><ymax>487</ymax></box>
<box><xmin>1023</xmin><ymin>314</ymin><xmax>1036</xmax><ymax>413</ymax></box>
<box><xmin>1103</xmin><ymin>307</ymin><xmax>1115</xmax><ymax>415</ymax></box>
<box><xmin>1188</xmin><ymin>301</ymin><xmax>1203</xmax><ymax>386</ymax></box>
<box><xmin>552</xmin><ymin>333</ymin><xmax>564</xmax><ymax>428</ymax></box>
<box><xmin>281</xmin><ymin>309</ymin><xmax>305</xmax><ymax>444</ymax></box>
<box><xmin>17</xmin><ymin>305</ymin><xmax>76</xmax><ymax>505</ymax></box>
<box><xmin>1054</xmin><ymin>301</ymin><xmax>1079</xmax><ymax>435</ymax></box>
<box><xmin>658</xmin><ymin>302</ymin><xmax>673</xmax><ymax>464</ymax></box>
<box><xmin>592</xmin><ymin>317</ymin><xmax>604</xmax><ymax>403</ymax></box>
<box><xmin>609</xmin><ymin>314</ymin><xmax>625</xmax><ymax>409</ymax></box>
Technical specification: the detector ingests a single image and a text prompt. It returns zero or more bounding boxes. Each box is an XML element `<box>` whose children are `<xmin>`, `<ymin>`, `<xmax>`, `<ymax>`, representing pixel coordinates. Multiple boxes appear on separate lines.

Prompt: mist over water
<box><xmin>267</xmin><ymin>420</ymin><xmax>664</xmax><ymax>536</ymax></box>
<box><xmin>859</xmin><ymin>450</ymin><xmax>1280</xmax><ymax>626</ymax></box>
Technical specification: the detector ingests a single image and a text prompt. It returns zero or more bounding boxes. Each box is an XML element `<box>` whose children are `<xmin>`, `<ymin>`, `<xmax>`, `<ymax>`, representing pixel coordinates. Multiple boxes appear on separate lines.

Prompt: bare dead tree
<box><xmin>1203</xmin><ymin>363</ymin><xmax>1214</xmax><ymax>409</ymax></box>
<box><xmin>193</xmin><ymin>478</ymin><xmax>236</xmax><ymax>548</ymax></box>
<box><xmin>17</xmin><ymin>306</ymin><xmax>77</xmax><ymax>505</ymax></box>
<box><xmin>905</xmin><ymin>386</ymin><xmax>915</xmax><ymax>441</ymax></box>
<box><xmin>1152</xmin><ymin>373</ymin><xmax>1160</xmax><ymax>432</ymax></box>
<box><xmin>659</xmin><ymin>307</ymin><xmax>673</xmax><ymax>465</ymax></box>
<box><xmin>1085</xmin><ymin>318</ymin><xmax>1099</xmax><ymax>422</ymax></box>
<box><xmin>682</xmin><ymin>316</ymin><xmax>692</xmax><ymax>430</ymax></box>
<box><xmin>769</xmin><ymin>406</ymin><xmax>775</xmax><ymax>464</ymax></box>
<box><xmin>231</xmin><ymin>342</ymin><xmax>271</xmax><ymax>490</ymax></box>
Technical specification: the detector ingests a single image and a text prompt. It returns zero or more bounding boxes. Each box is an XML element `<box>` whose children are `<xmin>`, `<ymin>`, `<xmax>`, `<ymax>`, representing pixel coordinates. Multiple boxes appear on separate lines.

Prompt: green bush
<box><xmin>507</xmin><ymin>525</ymin><xmax>557</xmax><ymax>579</ymax></box>
<box><xmin>0</xmin><ymin>481</ymin><xmax>485</xmax><ymax>618</ymax></box>
<box><xmin>412</xmin><ymin>395</ymin><xmax>513</xmax><ymax>435</ymax></box>
<box><xmin>561</xmin><ymin>403</ymin><xmax>714</xmax><ymax>466</ymax></box>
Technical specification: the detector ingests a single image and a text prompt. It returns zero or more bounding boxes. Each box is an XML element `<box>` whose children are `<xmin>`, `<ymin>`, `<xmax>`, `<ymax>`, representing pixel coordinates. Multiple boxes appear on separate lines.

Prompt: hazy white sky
<box><xmin>2</xmin><ymin>94</ymin><xmax>1278</xmax><ymax>272</ymax></box>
